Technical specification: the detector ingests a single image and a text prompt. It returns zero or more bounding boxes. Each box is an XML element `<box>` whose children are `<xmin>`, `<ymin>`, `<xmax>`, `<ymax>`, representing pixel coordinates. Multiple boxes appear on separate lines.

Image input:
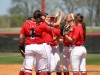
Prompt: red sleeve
<box><xmin>52</xmin><ymin>28</ymin><xmax>60</xmax><ymax>36</ymax></box>
<box><xmin>59</xmin><ymin>35</ymin><xmax>63</xmax><ymax>39</ymax></box>
<box><xmin>20</xmin><ymin>22</ymin><xmax>26</xmax><ymax>34</ymax></box>
<box><xmin>40</xmin><ymin>23</ymin><xmax>51</xmax><ymax>32</ymax></box>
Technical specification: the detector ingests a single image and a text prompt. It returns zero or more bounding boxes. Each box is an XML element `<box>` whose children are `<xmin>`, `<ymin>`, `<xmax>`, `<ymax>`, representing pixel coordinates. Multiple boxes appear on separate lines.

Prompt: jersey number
<box><xmin>30</xmin><ymin>28</ymin><xmax>35</xmax><ymax>39</ymax></box>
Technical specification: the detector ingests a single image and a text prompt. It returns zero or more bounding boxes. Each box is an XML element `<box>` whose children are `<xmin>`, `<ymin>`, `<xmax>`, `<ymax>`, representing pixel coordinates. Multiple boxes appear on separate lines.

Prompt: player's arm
<box><xmin>19</xmin><ymin>34</ymin><xmax>25</xmax><ymax>58</ymax></box>
<box><xmin>64</xmin><ymin>27</ymin><xmax>79</xmax><ymax>44</ymax></box>
<box><xmin>19</xmin><ymin>34</ymin><xmax>25</xmax><ymax>45</ymax></box>
<box><xmin>53</xmin><ymin>11</ymin><xmax>62</xmax><ymax>27</ymax></box>
<box><xmin>19</xmin><ymin>24</ymin><xmax>26</xmax><ymax>58</ymax></box>
<box><xmin>46</xmin><ymin>11</ymin><xmax>62</xmax><ymax>27</ymax></box>
<box><xmin>64</xmin><ymin>35</ymin><xmax>76</xmax><ymax>44</ymax></box>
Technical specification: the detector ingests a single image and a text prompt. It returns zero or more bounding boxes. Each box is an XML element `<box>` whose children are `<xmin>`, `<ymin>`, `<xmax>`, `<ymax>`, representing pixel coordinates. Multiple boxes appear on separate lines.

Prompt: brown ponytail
<box><xmin>76</xmin><ymin>13</ymin><xmax>86</xmax><ymax>40</ymax></box>
<box><xmin>82</xmin><ymin>21</ymin><xmax>86</xmax><ymax>40</ymax></box>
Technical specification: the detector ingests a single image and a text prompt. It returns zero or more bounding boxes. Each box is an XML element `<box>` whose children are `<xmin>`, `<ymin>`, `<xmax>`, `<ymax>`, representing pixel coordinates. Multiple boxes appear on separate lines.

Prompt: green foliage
<box><xmin>9</xmin><ymin>0</ymin><xmax>41</xmax><ymax>17</ymax></box>
<box><xmin>10</xmin><ymin>13</ymin><xmax>26</xmax><ymax>27</ymax></box>
<box><xmin>0</xmin><ymin>15</ymin><xmax>10</xmax><ymax>28</ymax></box>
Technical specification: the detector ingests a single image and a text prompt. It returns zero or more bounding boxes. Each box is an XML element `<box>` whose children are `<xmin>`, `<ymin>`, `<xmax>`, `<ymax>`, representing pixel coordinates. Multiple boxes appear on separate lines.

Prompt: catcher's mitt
<box><xmin>60</xmin><ymin>22</ymin><xmax>71</xmax><ymax>36</ymax></box>
<box><xmin>19</xmin><ymin>45</ymin><xmax>25</xmax><ymax>58</ymax></box>
<box><xmin>63</xmin><ymin>23</ymin><xmax>71</xmax><ymax>35</ymax></box>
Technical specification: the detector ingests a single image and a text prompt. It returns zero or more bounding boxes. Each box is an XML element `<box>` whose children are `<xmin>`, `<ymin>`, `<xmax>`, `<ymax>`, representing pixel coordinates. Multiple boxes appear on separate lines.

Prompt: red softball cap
<box><xmin>50</xmin><ymin>15</ymin><xmax>55</xmax><ymax>18</ymax></box>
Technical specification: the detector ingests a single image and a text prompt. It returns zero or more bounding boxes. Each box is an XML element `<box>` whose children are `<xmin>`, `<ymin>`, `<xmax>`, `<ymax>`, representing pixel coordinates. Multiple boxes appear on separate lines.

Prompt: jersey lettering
<box><xmin>30</xmin><ymin>28</ymin><xmax>35</xmax><ymax>39</ymax></box>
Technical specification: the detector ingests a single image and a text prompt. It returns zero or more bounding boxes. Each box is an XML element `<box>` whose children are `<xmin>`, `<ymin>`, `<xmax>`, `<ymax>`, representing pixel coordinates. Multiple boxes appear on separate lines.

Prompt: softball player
<box><xmin>19</xmin><ymin>17</ymin><xmax>35</xmax><ymax>75</ymax></box>
<box><xmin>62</xmin><ymin>13</ymin><xmax>76</xmax><ymax>75</ymax></box>
<box><xmin>34</xmin><ymin>11</ymin><xmax>62</xmax><ymax>75</ymax></box>
<box><xmin>35</xmin><ymin>13</ymin><xmax>55</xmax><ymax>75</ymax></box>
<box><xmin>51</xmin><ymin>27</ymin><xmax>63</xmax><ymax>75</ymax></box>
<box><xmin>64</xmin><ymin>13</ymin><xmax>87</xmax><ymax>75</ymax></box>
<box><xmin>19</xmin><ymin>10</ymin><xmax>53</xmax><ymax>75</ymax></box>
<box><xmin>48</xmin><ymin>11</ymin><xmax>63</xmax><ymax>75</ymax></box>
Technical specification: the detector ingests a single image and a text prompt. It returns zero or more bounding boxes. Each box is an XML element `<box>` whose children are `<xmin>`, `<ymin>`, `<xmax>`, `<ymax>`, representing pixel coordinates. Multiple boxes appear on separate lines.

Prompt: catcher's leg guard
<box><xmin>56</xmin><ymin>72</ymin><xmax>62</xmax><ymax>75</ymax></box>
<box><xmin>64</xmin><ymin>72</ymin><xmax>69</xmax><ymax>75</ymax></box>
<box><xmin>19</xmin><ymin>70</ymin><xmax>24</xmax><ymax>75</ymax></box>
<box><xmin>81</xmin><ymin>72</ymin><xmax>87</xmax><ymax>75</ymax></box>
<box><xmin>73</xmin><ymin>72</ymin><xmax>80</xmax><ymax>75</ymax></box>
<box><xmin>25</xmin><ymin>72</ymin><xmax>31</xmax><ymax>75</ymax></box>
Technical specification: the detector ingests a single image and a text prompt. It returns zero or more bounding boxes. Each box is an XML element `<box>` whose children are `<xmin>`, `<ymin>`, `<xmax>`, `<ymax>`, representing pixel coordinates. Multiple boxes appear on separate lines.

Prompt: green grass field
<box><xmin>0</xmin><ymin>53</ymin><xmax>23</xmax><ymax>64</ymax></box>
<box><xmin>0</xmin><ymin>53</ymin><xmax>100</xmax><ymax>65</ymax></box>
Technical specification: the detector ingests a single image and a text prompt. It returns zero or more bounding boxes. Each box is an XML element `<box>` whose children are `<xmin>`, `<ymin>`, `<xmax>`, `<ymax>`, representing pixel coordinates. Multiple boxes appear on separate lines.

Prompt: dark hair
<box><xmin>43</xmin><ymin>13</ymin><xmax>48</xmax><ymax>17</ymax></box>
<box><xmin>33</xmin><ymin>10</ymin><xmax>43</xmax><ymax>24</ymax></box>
<box><xmin>27</xmin><ymin>17</ymin><xmax>33</xmax><ymax>20</ymax></box>
<box><xmin>76</xmin><ymin>13</ymin><xmax>86</xmax><ymax>40</ymax></box>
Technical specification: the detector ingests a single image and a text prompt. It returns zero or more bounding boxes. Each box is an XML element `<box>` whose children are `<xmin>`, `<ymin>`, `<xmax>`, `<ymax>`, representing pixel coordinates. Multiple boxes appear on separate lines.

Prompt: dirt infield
<box><xmin>0</xmin><ymin>64</ymin><xmax>100</xmax><ymax>75</ymax></box>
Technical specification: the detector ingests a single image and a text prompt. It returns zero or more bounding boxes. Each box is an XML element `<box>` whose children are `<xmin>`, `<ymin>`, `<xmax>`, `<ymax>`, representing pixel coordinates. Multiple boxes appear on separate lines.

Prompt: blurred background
<box><xmin>0</xmin><ymin>0</ymin><xmax>100</xmax><ymax>28</ymax></box>
<box><xmin>0</xmin><ymin>0</ymin><xmax>100</xmax><ymax>53</ymax></box>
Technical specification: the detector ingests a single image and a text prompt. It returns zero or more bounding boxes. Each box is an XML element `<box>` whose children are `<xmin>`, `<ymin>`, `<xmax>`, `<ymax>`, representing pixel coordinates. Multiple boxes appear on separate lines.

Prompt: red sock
<box><xmin>19</xmin><ymin>70</ymin><xmax>24</xmax><ymax>75</ymax></box>
<box><xmin>64</xmin><ymin>72</ymin><xmax>69</xmax><ymax>75</ymax></box>
<box><xmin>39</xmin><ymin>72</ymin><xmax>45</xmax><ymax>75</ymax></box>
<box><xmin>56</xmin><ymin>72</ymin><xmax>62</xmax><ymax>75</ymax></box>
<box><xmin>46</xmin><ymin>72</ymin><xmax>51</xmax><ymax>75</ymax></box>
<box><xmin>25</xmin><ymin>72</ymin><xmax>31</xmax><ymax>75</ymax></box>
<box><xmin>36</xmin><ymin>72</ymin><xmax>39</xmax><ymax>75</ymax></box>
<box><xmin>81</xmin><ymin>72</ymin><xmax>87</xmax><ymax>75</ymax></box>
<box><xmin>73</xmin><ymin>72</ymin><xmax>80</xmax><ymax>75</ymax></box>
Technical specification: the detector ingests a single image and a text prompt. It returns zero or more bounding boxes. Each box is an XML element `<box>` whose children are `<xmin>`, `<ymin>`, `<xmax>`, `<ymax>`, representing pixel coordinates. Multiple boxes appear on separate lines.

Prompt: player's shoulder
<box><xmin>26</xmin><ymin>20</ymin><xmax>36</xmax><ymax>24</ymax></box>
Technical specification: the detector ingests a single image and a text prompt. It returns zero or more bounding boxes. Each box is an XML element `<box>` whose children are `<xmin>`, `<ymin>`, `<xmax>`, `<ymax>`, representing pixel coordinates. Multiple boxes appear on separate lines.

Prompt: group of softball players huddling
<box><xmin>19</xmin><ymin>10</ymin><xmax>87</xmax><ymax>75</ymax></box>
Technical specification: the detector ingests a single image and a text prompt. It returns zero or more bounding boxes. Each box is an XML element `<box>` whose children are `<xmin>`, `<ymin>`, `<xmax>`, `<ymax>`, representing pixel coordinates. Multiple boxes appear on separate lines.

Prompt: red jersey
<box><xmin>63</xmin><ymin>24</ymin><xmax>76</xmax><ymax>45</ymax></box>
<box><xmin>40</xmin><ymin>22</ymin><xmax>54</xmax><ymax>45</ymax></box>
<box><xmin>52</xmin><ymin>27</ymin><xmax>61</xmax><ymax>46</ymax></box>
<box><xmin>52</xmin><ymin>27</ymin><xmax>61</xmax><ymax>37</ymax></box>
<box><xmin>20</xmin><ymin>20</ymin><xmax>43</xmax><ymax>45</ymax></box>
<box><xmin>72</xmin><ymin>25</ymin><xmax>84</xmax><ymax>45</ymax></box>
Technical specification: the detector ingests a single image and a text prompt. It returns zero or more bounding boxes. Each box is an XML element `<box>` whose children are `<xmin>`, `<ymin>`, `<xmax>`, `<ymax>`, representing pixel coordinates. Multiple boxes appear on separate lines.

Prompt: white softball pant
<box><xmin>43</xmin><ymin>43</ymin><xmax>56</xmax><ymax>72</ymax></box>
<box><xmin>70</xmin><ymin>45</ymin><xmax>87</xmax><ymax>72</ymax></box>
<box><xmin>24</xmin><ymin>44</ymin><xmax>47</xmax><ymax>73</ymax></box>
<box><xmin>51</xmin><ymin>45</ymin><xmax>62</xmax><ymax>72</ymax></box>
<box><xmin>62</xmin><ymin>46</ymin><xmax>70</xmax><ymax>72</ymax></box>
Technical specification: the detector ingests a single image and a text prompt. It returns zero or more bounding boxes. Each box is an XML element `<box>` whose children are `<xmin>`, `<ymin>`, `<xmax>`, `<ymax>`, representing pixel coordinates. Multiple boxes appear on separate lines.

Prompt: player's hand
<box><xmin>55</xmin><ymin>10</ymin><xmax>62</xmax><ymax>17</ymax></box>
<box><xmin>55</xmin><ymin>11</ymin><xmax>59</xmax><ymax>17</ymax></box>
<box><xmin>59</xmin><ymin>10</ymin><xmax>62</xmax><ymax>16</ymax></box>
<box><xmin>19</xmin><ymin>45</ymin><xmax>25</xmax><ymax>58</ymax></box>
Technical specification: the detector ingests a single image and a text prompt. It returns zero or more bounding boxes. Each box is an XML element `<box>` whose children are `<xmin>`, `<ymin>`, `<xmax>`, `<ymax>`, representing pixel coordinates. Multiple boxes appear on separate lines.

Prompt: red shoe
<box><xmin>64</xmin><ymin>72</ymin><xmax>69</xmax><ymax>75</ymax></box>
<box><xmin>25</xmin><ymin>72</ymin><xmax>32</xmax><ymax>75</ymax></box>
<box><xmin>56</xmin><ymin>72</ymin><xmax>62</xmax><ymax>75</ymax></box>
<box><xmin>39</xmin><ymin>72</ymin><xmax>45</xmax><ymax>75</ymax></box>
<box><xmin>73</xmin><ymin>72</ymin><xmax>80</xmax><ymax>75</ymax></box>
<box><xmin>81</xmin><ymin>72</ymin><xmax>87</xmax><ymax>75</ymax></box>
<box><xmin>36</xmin><ymin>72</ymin><xmax>39</xmax><ymax>75</ymax></box>
<box><xmin>19</xmin><ymin>70</ymin><xmax>24</xmax><ymax>75</ymax></box>
<box><xmin>45</xmin><ymin>72</ymin><xmax>51</xmax><ymax>75</ymax></box>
